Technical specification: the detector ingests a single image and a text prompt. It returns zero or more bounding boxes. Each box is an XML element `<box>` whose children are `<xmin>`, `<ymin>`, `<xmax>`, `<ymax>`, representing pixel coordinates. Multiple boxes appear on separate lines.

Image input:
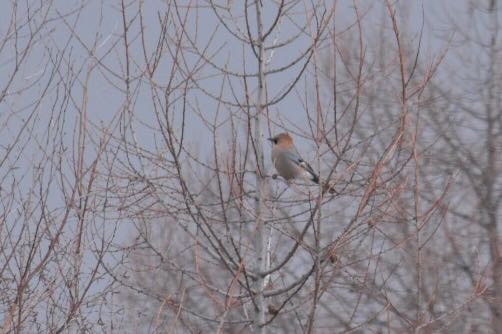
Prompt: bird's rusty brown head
<box><xmin>268</xmin><ymin>132</ymin><xmax>293</xmax><ymax>145</ymax></box>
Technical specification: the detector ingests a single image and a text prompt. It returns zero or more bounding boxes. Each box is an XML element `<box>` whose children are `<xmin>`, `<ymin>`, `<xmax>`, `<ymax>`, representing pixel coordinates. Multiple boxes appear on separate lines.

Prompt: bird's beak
<box><xmin>267</xmin><ymin>137</ymin><xmax>275</xmax><ymax>143</ymax></box>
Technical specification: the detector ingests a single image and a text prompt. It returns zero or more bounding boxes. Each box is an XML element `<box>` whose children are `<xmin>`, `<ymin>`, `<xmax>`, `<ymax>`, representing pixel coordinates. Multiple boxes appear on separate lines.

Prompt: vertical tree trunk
<box><xmin>253</xmin><ymin>1</ymin><xmax>267</xmax><ymax>333</ymax></box>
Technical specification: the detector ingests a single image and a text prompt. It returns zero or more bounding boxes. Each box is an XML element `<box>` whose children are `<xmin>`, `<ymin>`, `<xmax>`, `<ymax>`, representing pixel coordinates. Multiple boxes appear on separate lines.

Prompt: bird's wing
<box><xmin>284</xmin><ymin>151</ymin><xmax>319</xmax><ymax>183</ymax></box>
<box><xmin>283</xmin><ymin>150</ymin><xmax>303</xmax><ymax>165</ymax></box>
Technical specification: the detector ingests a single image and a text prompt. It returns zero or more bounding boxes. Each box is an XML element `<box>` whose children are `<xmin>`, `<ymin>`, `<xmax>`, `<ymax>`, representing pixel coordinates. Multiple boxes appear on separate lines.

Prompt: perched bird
<box><xmin>268</xmin><ymin>132</ymin><xmax>335</xmax><ymax>194</ymax></box>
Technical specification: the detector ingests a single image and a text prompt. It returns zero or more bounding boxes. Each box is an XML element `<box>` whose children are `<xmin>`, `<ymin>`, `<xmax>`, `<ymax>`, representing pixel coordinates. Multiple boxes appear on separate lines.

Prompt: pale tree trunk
<box><xmin>253</xmin><ymin>1</ymin><xmax>268</xmax><ymax>333</ymax></box>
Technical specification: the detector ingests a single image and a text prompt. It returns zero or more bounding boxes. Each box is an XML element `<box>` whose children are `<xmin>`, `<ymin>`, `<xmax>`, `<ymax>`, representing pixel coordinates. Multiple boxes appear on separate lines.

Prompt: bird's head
<box><xmin>268</xmin><ymin>132</ymin><xmax>293</xmax><ymax>147</ymax></box>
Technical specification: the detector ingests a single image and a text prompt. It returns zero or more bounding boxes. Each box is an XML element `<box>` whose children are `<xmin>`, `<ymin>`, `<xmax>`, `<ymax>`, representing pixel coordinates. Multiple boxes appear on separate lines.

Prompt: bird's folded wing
<box><xmin>283</xmin><ymin>150</ymin><xmax>303</xmax><ymax>166</ymax></box>
<box><xmin>284</xmin><ymin>151</ymin><xmax>319</xmax><ymax>181</ymax></box>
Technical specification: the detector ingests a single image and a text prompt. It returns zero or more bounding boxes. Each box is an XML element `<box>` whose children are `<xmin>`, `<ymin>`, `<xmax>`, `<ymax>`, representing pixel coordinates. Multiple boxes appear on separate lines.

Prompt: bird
<box><xmin>268</xmin><ymin>132</ymin><xmax>335</xmax><ymax>194</ymax></box>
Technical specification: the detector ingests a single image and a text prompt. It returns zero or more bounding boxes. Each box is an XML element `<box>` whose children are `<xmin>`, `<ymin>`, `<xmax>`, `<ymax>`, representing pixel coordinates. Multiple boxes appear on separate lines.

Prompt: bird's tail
<box><xmin>310</xmin><ymin>173</ymin><xmax>319</xmax><ymax>184</ymax></box>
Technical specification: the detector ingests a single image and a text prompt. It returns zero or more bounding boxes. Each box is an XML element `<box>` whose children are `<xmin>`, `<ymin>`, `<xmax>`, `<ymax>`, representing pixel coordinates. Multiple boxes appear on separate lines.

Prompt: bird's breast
<box><xmin>272</xmin><ymin>148</ymin><xmax>299</xmax><ymax>180</ymax></box>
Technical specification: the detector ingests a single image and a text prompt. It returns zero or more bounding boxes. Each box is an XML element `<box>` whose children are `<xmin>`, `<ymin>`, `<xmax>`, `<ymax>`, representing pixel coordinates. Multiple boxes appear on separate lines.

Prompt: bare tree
<box><xmin>2</xmin><ymin>0</ymin><xmax>501</xmax><ymax>333</ymax></box>
<box><xmin>1</xmin><ymin>1</ymin><xmax>120</xmax><ymax>333</ymax></box>
<box><xmin>115</xmin><ymin>1</ymin><xmax>453</xmax><ymax>333</ymax></box>
<box><xmin>419</xmin><ymin>1</ymin><xmax>502</xmax><ymax>332</ymax></box>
